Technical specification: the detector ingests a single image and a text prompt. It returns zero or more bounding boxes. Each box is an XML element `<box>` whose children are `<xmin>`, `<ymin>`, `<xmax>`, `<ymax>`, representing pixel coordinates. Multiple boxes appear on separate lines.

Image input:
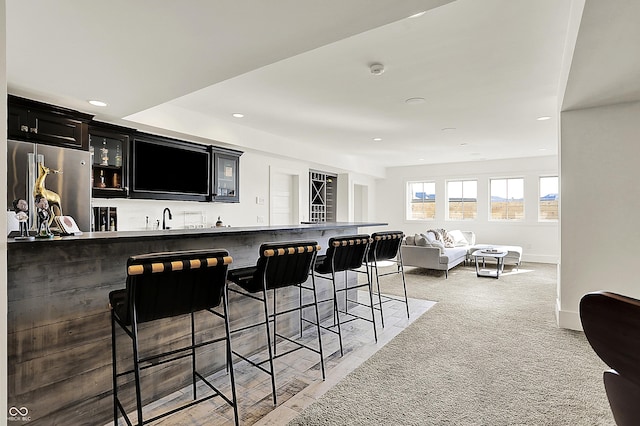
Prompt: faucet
<box><xmin>162</xmin><ymin>208</ymin><xmax>172</xmax><ymax>229</ymax></box>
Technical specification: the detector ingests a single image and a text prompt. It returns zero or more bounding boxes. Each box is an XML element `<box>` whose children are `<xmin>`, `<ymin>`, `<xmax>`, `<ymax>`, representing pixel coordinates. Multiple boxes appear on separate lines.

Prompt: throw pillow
<box><xmin>431</xmin><ymin>240</ymin><xmax>445</xmax><ymax>249</ymax></box>
<box><xmin>428</xmin><ymin>228</ymin><xmax>455</xmax><ymax>247</ymax></box>
<box><xmin>430</xmin><ymin>239</ymin><xmax>444</xmax><ymax>254</ymax></box>
<box><xmin>415</xmin><ymin>234</ymin><xmax>428</xmax><ymax>246</ymax></box>
<box><xmin>405</xmin><ymin>235</ymin><xmax>415</xmax><ymax>245</ymax></box>
<box><xmin>439</xmin><ymin>229</ymin><xmax>455</xmax><ymax>248</ymax></box>
<box><xmin>425</xmin><ymin>230</ymin><xmax>439</xmax><ymax>243</ymax></box>
<box><xmin>448</xmin><ymin>229</ymin><xmax>469</xmax><ymax>246</ymax></box>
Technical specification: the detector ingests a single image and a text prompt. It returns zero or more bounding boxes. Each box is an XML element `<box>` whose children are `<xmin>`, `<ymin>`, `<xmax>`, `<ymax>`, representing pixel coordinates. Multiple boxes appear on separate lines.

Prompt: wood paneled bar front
<box><xmin>7</xmin><ymin>222</ymin><xmax>386</xmax><ymax>425</ymax></box>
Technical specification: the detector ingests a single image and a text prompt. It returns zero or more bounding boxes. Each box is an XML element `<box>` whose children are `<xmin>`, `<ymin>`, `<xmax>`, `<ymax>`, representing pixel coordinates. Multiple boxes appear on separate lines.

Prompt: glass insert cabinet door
<box><xmin>89</xmin><ymin>126</ymin><xmax>129</xmax><ymax>199</ymax></box>
<box><xmin>213</xmin><ymin>151</ymin><xmax>240</xmax><ymax>202</ymax></box>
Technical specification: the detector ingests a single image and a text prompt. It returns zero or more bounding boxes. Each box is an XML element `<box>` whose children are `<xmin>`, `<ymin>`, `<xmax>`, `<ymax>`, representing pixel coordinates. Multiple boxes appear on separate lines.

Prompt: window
<box><xmin>490</xmin><ymin>178</ymin><xmax>524</xmax><ymax>220</ymax></box>
<box><xmin>539</xmin><ymin>176</ymin><xmax>558</xmax><ymax>221</ymax></box>
<box><xmin>447</xmin><ymin>180</ymin><xmax>477</xmax><ymax>220</ymax></box>
<box><xmin>407</xmin><ymin>181</ymin><xmax>436</xmax><ymax>220</ymax></box>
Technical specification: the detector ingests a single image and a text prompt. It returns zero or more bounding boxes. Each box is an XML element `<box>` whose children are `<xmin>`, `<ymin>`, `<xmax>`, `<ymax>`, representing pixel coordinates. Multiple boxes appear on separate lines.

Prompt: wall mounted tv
<box><xmin>130</xmin><ymin>136</ymin><xmax>211</xmax><ymax>201</ymax></box>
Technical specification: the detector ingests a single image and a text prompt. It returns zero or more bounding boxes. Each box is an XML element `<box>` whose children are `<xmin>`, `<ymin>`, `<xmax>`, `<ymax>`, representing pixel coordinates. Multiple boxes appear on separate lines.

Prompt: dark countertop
<box><xmin>7</xmin><ymin>221</ymin><xmax>388</xmax><ymax>244</ymax></box>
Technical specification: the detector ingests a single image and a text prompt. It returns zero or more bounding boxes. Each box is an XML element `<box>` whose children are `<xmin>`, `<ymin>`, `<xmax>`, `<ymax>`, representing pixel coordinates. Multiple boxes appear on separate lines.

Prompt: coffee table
<box><xmin>471</xmin><ymin>249</ymin><xmax>508</xmax><ymax>279</ymax></box>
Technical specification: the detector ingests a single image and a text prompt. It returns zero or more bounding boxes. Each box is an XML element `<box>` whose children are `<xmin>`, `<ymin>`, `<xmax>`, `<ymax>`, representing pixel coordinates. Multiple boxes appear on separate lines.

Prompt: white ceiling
<box><xmin>7</xmin><ymin>0</ymin><xmax>578</xmax><ymax>175</ymax></box>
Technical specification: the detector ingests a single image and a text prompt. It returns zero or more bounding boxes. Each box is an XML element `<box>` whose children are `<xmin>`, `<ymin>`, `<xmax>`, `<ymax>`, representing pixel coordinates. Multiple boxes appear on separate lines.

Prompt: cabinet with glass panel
<box><xmin>89</xmin><ymin>124</ymin><xmax>133</xmax><ymax>198</ymax></box>
<box><xmin>211</xmin><ymin>147</ymin><xmax>242</xmax><ymax>202</ymax></box>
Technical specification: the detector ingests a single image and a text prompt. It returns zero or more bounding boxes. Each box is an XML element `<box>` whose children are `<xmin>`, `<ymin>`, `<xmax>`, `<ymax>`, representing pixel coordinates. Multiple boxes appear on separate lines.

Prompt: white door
<box><xmin>270</xmin><ymin>171</ymin><xmax>298</xmax><ymax>225</ymax></box>
<box><xmin>353</xmin><ymin>184</ymin><xmax>368</xmax><ymax>222</ymax></box>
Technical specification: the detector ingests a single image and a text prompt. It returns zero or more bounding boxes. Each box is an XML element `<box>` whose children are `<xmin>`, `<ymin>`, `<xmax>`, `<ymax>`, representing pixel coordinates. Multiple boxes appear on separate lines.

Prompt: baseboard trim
<box><xmin>522</xmin><ymin>254</ymin><xmax>558</xmax><ymax>264</ymax></box>
<box><xmin>556</xmin><ymin>299</ymin><xmax>583</xmax><ymax>331</ymax></box>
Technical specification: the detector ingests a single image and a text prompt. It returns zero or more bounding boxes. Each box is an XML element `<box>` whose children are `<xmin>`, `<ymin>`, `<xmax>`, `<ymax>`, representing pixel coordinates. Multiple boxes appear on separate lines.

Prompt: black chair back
<box><xmin>580</xmin><ymin>291</ymin><xmax>640</xmax><ymax>426</ymax></box>
<box><xmin>113</xmin><ymin>249</ymin><xmax>232</xmax><ymax>325</ymax></box>
<box><xmin>367</xmin><ymin>231</ymin><xmax>404</xmax><ymax>263</ymax></box>
<box><xmin>315</xmin><ymin>234</ymin><xmax>371</xmax><ymax>274</ymax></box>
<box><xmin>245</xmin><ymin>240</ymin><xmax>320</xmax><ymax>292</ymax></box>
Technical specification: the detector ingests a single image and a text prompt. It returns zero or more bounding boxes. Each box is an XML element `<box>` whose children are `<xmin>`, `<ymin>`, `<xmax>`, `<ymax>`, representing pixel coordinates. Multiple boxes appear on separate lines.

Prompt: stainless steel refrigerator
<box><xmin>7</xmin><ymin>140</ymin><xmax>91</xmax><ymax>232</ymax></box>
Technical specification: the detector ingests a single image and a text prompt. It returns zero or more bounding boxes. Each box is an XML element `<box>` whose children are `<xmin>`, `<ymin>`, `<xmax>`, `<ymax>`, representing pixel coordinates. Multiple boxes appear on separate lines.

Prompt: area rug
<box><xmin>288</xmin><ymin>262</ymin><xmax>614</xmax><ymax>425</ymax></box>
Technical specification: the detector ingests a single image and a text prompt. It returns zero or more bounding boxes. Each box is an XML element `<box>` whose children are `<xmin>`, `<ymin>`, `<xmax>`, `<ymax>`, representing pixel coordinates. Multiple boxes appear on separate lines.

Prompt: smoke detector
<box><xmin>370</xmin><ymin>63</ymin><xmax>385</xmax><ymax>76</ymax></box>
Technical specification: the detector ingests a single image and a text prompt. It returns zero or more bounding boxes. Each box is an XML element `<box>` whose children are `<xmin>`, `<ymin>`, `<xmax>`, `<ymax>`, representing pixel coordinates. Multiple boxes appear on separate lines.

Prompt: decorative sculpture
<box><xmin>35</xmin><ymin>194</ymin><xmax>54</xmax><ymax>238</ymax></box>
<box><xmin>34</xmin><ymin>161</ymin><xmax>63</xmax><ymax>224</ymax></box>
<box><xmin>12</xmin><ymin>198</ymin><xmax>31</xmax><ymax>239</ymax></box>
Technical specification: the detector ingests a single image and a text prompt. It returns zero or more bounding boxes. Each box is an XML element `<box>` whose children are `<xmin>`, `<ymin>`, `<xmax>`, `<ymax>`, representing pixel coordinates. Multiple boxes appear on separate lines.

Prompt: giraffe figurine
<box><xmin>34</xmin><ymin>161</ymin><xmax>63</xmax><ymax>225</ymax></box>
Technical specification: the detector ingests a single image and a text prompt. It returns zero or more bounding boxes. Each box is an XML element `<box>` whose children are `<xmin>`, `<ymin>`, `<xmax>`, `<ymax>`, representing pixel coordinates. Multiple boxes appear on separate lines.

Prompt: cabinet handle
<box><xmin>30</xmin><ymin>127</ymin><xmax>38</xmax><ymax>134</ymax></box>
<box><xmin>20</xmin><ymin>125</ymin><xmax>28</xmax><ymax>132</ymax></box>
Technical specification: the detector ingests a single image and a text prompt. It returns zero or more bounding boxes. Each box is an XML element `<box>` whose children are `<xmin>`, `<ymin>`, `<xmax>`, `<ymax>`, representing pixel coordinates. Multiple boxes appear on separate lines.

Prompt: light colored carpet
<box><xmin>288</xmin><ymin>262</ymin><xmax>614</xmax><ymax>425</ymax></box>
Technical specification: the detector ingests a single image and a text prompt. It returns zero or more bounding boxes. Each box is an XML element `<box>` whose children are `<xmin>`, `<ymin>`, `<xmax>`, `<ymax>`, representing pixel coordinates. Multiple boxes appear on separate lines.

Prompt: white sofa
<box><xmin>401</xmin><ymin>230</ymin><xmax>475</xmax><ymax>278</ymax></box>
<box><xmin>401</xmin><ymin>230</ymin><xmax>523</xmax><ymax>278</ymax></box>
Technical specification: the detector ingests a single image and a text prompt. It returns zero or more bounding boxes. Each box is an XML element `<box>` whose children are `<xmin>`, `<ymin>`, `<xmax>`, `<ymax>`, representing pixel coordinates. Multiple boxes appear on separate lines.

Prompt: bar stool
<box><xmin>313</xmin><ymin>234</ymin><xmax>376</xmax><ymax>356</ymax></box>
<box><xmin>109</xmin><ymin>248</ymin><xmax>238</xmax><ymax>426</ymax></box>
<box><xmin>367</xmin><ymin>231</ymin><xmax>409</xmax><ymax>327</ymax></box>
<box><xmin>227</xmin><ymin>240</ymin><xmax>324</xmax><ymax>405</ymax></box>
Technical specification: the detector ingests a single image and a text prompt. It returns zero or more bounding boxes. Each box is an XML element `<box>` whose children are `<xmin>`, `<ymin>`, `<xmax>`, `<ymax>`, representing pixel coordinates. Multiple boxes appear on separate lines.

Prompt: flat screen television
<box><xmin>130</xmin><ymin>136</ymin><xmax>211</xmax><ymax>201</ymax></box>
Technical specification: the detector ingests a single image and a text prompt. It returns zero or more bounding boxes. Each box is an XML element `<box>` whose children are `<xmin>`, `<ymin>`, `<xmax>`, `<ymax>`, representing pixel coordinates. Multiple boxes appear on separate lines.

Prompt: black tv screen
<box><xmin>131</xmin><ymin>138</ymin><xmax>210</xmax><ymax>200</ymax></box>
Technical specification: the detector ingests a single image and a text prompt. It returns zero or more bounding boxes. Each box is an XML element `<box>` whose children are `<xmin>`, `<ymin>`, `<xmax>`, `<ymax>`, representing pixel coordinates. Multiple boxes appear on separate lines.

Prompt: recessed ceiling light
<box><xmin>405</xmin><ymin>97</ymin><xmax>425</xmax><ymax>104</ymax></box>
<box><xmin>539</xmin><ymin>148</ymin><xmax>548</xmax><ymax>151</ymax></box>
<box><xmin>232</xmin><ymin>113</ymin><xmax>244</xmax><ymax>118</ymax></box>
<box><xmin>409</xmin><ymin>11</ymin><xmax>426</xmax><ymax>18</ymax></box>
<box><xmin>88</xmin><ymin>100</ymin><xmax>107</xmax><ymax>107</ymax></box>
<box><xmin>373</xmin><ymin>137</ymin><xmax>382</xmax><ymax>142</ymax></box>
<box><xmin>537</xmin><ymin>116</ymin><xmax>551</xmax><ymax>121</ymax></box>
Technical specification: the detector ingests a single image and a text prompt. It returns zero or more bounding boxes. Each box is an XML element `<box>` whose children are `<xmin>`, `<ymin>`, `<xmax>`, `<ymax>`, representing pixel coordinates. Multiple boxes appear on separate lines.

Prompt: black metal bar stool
<box><xmin>109</xmin><ymin>248</ymin><xmax>238</xmax><ymax>426</ymax></box>
<box><xmin>313</xmin><ymin>234</ymin><xmax>376</xmax><ymax>356</ymax></box>
<box><xmin>227</xmin><ymin>240</ymin><xmax>324</xmax><ymax>406</ymax></box>
<box><xmin>367</xmin><ymin>231</ymin><xmax>409</xmax><ymax>328</ymax></box>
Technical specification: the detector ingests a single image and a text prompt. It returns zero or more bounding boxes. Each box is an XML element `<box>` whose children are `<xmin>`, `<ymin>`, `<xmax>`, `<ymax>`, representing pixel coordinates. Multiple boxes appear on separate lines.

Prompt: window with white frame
<box><xmin>447</xmin><ymin>180</ymin><xmax>477</xmax><ymax>220</ymax></box>
<box><xmin>539</xmin><ymin>176</ymin><xmax>558</xmax><ymax>221</ymax></box>
<box><xmin>407</xmin><ymin>181</ymin><xmax>436</xmax><ymax>220</ymax></box>
<box><xmin>490</xmin><ymin>178</ymin><xmax>524</xmax><ymax>220</ymax></box>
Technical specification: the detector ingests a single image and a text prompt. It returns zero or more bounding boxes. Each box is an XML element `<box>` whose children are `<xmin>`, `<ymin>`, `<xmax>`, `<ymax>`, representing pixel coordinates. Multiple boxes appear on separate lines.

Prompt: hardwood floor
<box><xmin>108</xmin><ymin>292</ymin><xmax>434</xmax><ymax>425</ymax></box>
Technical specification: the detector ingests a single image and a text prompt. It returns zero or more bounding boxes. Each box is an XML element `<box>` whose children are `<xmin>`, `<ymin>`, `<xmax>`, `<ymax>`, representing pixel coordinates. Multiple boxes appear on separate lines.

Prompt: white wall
<box><xmin>558</xmin><ymin>100</ymin><xmax>640</xmax><ymax>330</ymax></box>
<box><xmin>375</xmin><ymin>156</ymin><xmax>559</xmax><ymax>263</ymax></box>
<box><xmin>93</xmin><ymin>149</ymin><xmax>378</xmax><ymax>231</ymax></box>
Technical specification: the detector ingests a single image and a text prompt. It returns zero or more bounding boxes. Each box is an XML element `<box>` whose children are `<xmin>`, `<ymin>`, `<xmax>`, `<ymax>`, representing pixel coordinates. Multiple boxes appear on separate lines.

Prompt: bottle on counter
<box><xmin>110</xmin><ymin>217</ymin><xmax>116</xmax><ymax>232</ymax></box>
<box><xmin>216</xmin><ymin>216</ymin><xmax>223</xmax><ymax>227</ymax></box>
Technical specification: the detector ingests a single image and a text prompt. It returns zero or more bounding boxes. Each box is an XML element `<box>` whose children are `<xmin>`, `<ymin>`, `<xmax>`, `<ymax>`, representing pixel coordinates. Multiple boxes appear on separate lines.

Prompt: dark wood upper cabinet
<box><xmin>8</xmin><ymin>95</ymin><xmax>244</xmax><ymax>203</ymax></box>
<box><xmin>89</xmin><ymin>123</ymin><xmax>134</xmax><ymax>199</ymax></box>
<box><xmin>212</xmin><ymin>147</ymin><xmax>242</xmax><ymax>203</ymax></box>
<box><xmin>8</xmin><ymin>95</ymin><xmax>93</xmax><ymax>150</ymax></box>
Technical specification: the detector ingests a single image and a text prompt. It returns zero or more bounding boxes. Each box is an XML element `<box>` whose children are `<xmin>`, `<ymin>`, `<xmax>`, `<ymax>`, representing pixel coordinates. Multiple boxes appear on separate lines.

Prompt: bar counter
<box><xmin>7</xmin><ymin>222</ymin><xmax>385</xmax><ymax>425</ymax></box>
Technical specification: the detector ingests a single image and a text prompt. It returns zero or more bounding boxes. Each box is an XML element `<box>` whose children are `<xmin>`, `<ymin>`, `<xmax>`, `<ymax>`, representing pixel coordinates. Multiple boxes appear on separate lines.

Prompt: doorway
<box><xmin>353</xmin><ymin>183</ymin><xmax>368</xmax><ymax>221</ymax></box>
<box><xmin>270</xmin><ymin>168</ymin><xmax>300</xmax><ymax>225</ymax></box>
